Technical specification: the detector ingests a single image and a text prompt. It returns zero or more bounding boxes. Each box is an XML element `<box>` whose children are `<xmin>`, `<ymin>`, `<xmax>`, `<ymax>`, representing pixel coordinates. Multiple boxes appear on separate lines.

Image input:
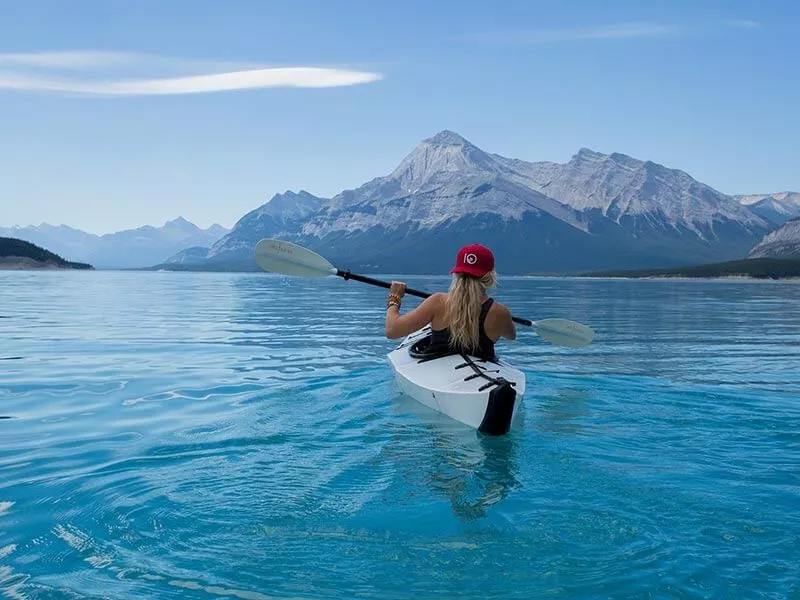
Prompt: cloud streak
<box><xmin>0</xmin><ymin>51</ymin><xmax>382</xmax><ymax>96</ymax></box>
<box><xmin>460</xmin><ymin>20</ymin><xmax>764</xmax><ymax>44</ymax></box>
<box><xmin>460</xmin><ymin>22</ymin><xmax>684</xmax><ymax>44</ymax></box>
<box><xmin>0</xmin><ymin>51</ymin><xmax>142</xmax><ymax>70</ymax></box>
<box><xmin>725</xmin><ymin>20</ymin><xmax>761</xmax><ymax>29</ymax></box>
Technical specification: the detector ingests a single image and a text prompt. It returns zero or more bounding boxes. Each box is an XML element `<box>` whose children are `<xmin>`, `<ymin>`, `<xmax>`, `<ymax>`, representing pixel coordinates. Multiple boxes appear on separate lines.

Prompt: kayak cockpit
<box><xmin>405</xmin><ymin>328</ymin><xmax>499</xmax><ymax>365</ymax></box>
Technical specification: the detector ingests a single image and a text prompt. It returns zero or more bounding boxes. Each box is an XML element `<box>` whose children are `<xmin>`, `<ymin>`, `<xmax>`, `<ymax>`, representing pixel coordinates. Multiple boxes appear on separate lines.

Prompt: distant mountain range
<box><xmin>161</xmin><ymin>130</ymin><xmax>791</xmax><ymax>274</ymax></box>
<box><xmin>736</xmin><ymin>192</ymin><xmax>800</xmax><ymax>226</ymax></box>
<box><xmin>0</xmin><ymin>218</ymin><xmax>229</xmax><ymax>269</ymax></box>
<box><xmin>6</xmin><ymin>131</ymin><xmax>797</xmax><ymax>274</ymax></box>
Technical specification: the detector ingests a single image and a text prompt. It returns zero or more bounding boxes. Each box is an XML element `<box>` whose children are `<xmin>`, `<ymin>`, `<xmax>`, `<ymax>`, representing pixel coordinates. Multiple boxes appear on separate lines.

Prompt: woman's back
<box><xmin>429</xmin><ymin>296</ymin><xmax>495</xmax><ymax>359</ymax></box>
<box><xmin>423</xmin><ymin>293</ymin><xmax>515</xmax><ymax>360</ymax></box>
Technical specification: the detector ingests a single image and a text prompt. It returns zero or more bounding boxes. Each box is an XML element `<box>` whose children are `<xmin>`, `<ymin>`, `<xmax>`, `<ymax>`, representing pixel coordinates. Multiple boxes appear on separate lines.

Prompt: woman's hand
<box><xmin>389</xmin><ymin>281</ymin><xmax>406</xmax><ymax>299</ymax></box>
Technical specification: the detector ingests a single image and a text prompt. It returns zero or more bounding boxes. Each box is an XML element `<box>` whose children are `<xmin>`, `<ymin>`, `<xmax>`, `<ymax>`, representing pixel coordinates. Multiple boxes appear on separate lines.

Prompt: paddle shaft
<box><xmin>336</xmin><ymin>270</ymin><xmax>533</xmax><ymax>327</ymax></box>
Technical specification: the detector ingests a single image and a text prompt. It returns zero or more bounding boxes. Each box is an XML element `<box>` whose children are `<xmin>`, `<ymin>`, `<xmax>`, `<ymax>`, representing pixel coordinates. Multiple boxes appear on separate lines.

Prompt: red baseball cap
<box><xmin>451</xmin><ymin>244</ymin><xmax>495</xmax><ymax>278</ymax></box>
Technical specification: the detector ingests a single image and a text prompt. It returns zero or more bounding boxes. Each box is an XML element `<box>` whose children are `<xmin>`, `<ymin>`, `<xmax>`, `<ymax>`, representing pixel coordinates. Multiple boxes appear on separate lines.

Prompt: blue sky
<box><xmin>0</xmin><ymin>0</ymin><xmax>797</xmax><ymax>233</ymax></box>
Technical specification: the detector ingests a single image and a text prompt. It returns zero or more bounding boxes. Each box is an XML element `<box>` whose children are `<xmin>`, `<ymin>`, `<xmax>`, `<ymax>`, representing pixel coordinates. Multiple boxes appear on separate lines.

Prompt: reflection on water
<box><xmin>392</xmin><ymin>394</ymin><xmax>521</xmax><ymax>521</ymax></box>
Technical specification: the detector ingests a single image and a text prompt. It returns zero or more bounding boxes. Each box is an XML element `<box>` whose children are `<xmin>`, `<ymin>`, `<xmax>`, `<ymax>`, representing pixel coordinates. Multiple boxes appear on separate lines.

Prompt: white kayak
<box><xmin>388</xmin><ymin>326</ymin><xmax>526</xmax><ymax>435</ymax></box>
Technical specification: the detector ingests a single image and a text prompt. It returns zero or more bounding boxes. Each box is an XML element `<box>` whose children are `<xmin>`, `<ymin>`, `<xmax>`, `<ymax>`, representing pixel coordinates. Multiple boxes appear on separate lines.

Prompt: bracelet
<box><xmin>387</xmin><ymin>300</ymin><xmax>401</xmax><ymax>310</ymax></box>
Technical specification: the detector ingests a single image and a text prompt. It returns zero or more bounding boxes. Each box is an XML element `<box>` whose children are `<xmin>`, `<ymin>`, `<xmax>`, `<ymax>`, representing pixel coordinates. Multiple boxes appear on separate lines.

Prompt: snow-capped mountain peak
<box><xmin>388</xmin><ymin>130</ymin><xmax>498</xmax><ymax>191</ymax></box>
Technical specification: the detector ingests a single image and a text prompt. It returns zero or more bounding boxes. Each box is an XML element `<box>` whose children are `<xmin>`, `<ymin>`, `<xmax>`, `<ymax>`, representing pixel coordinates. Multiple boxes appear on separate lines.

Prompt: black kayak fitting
<box><xmin>478</xmin><ymin>381</ymin><xmax>517</xmax><ymax>436</ymax></box>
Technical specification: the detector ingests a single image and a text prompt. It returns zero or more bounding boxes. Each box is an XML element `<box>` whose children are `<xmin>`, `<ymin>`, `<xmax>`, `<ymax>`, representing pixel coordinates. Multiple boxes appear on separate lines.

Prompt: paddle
<box><xmin>254</xmin><ymin>238</ymin><xmax>595</xmax><ymax>348</ymax></box>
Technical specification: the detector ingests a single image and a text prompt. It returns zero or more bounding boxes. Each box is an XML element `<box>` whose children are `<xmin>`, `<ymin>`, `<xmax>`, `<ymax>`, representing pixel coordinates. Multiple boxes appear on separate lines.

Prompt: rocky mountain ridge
<box><xmin>185</xmin><ymin>131</ymin><xmax>774</xmax><ymax>273</ymax></box>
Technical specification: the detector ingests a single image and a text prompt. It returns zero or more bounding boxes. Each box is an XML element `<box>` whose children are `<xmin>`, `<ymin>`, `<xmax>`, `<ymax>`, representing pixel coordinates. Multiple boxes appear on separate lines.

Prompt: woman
<box><xmin>384</xmin><ymin>244</ymin><xmax>516</xmax><ymax>361</ymax></box>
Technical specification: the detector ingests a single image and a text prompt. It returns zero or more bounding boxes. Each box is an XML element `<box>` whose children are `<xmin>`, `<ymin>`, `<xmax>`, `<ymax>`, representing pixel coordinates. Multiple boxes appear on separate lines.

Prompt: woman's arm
<box><xmin>385</xmin><ymin>282</ymin><xmax>443</xmax><ymax>339</ymax></box>
<box><xmin>498</xmin><ymin>303</ymin><xmax>517</xmax><ymax>340</ymax></box>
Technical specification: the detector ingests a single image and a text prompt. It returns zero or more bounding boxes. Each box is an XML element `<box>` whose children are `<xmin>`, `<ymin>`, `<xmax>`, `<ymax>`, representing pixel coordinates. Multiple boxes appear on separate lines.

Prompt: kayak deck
<box><xmin>388</xmin><ymin>327</ymin><xmax>525</xmax><ymax>434</ymax></box>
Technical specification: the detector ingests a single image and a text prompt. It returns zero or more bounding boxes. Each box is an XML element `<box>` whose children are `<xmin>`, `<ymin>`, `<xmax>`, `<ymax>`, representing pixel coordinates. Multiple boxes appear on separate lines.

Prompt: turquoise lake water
<box><xmin>1</xmin><ymin>271</ymin><xmax>798</xmax><ymax>599</ymax></box>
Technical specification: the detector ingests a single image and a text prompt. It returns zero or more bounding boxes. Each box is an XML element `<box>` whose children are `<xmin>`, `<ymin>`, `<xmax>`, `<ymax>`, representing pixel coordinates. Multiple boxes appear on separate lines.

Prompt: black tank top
<box><xmin>428</xmin><ymin>298</ymin><xmax>497</xmax><ymax>361</ymax></box>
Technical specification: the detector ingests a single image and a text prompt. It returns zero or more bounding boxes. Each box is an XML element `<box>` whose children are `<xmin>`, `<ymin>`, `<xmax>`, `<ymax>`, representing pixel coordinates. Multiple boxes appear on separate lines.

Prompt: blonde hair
<box><xmin>445</xmin><ymin>270</ymin><xmax>497</xmax><ymax>352</ymax></box>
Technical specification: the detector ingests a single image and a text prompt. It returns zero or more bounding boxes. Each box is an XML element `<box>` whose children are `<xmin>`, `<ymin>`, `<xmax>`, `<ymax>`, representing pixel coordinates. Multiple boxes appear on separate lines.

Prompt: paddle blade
<box><xmin>532</xmin><ymin>318</ymin><xmax>595</xmax><ymax>348</ymax></box>
<box><xmin>254</xmin><ymin>239</ymin><xmax>338</xmax><ymax>277</ymax></box>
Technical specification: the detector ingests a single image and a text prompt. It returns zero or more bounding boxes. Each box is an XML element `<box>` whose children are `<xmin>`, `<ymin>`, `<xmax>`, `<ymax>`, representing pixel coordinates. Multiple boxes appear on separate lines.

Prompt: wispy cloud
<box><xmin>460</xmin><ymin>20</ymin><xmax>764</xmax><ymax>45</ymax></box>
<box><xmin>460</xmin><ymin>22</ymin><xmax>684</xmax><ymax>44</ymax></box>
<box><xmin>725</xmin><ymin>20</ymin><xmax>761</xmax><ymax>29</ymax></box>
<box><xmin>0</xmin><ymin>51</ymin><xmax>147</xmax><ymax>70</ymax></box>
<box><xmin>0</xmin><ymin>51</ymin><xmax>382</xmax><ymax>96</ymax></box>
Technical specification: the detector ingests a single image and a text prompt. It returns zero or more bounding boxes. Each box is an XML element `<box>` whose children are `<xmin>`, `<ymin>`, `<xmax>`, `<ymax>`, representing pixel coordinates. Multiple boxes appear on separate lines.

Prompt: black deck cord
<box><xmin>459</xmin><ymin>353</ymin><xmax>514</xmax><ymax>392</ymax></box>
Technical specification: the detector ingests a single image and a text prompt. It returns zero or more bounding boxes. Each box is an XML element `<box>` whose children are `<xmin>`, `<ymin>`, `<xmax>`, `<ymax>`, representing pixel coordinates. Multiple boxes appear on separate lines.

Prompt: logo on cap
<box><xmin>451</xmin><ymin>243</ymin><xmax>495</xmax><ymax>277</ymax></box>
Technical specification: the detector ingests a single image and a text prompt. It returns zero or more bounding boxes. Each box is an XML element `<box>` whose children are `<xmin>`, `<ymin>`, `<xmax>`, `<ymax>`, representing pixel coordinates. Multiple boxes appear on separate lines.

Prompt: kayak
<box><xmin>388</xmin><ymin>326</ymin><xmax>526</xmax><ymax>435</ymax></box>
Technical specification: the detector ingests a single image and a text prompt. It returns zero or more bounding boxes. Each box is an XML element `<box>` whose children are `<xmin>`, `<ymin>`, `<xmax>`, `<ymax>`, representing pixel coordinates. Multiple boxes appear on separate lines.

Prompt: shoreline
<box><xmin>0</xmin><ymin>257</ymin><xmax>92</xmax><ymax>270</ymax></box>
<box><xmin>576</xmin><ymin>274</ymin><xmax>800</xmax><ymax>282</ymax></box>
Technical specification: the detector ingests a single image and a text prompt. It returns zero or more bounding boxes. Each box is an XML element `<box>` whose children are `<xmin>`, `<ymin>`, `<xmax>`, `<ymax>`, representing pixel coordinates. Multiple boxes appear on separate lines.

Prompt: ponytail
<box><xmin>445</xmin><ymin>270</ymin><xmax>497</xmax><ymax>352</ymax></box>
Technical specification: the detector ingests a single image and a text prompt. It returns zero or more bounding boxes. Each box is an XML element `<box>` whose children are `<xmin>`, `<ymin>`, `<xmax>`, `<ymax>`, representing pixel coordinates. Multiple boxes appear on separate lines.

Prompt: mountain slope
<box><xmin>748</xmin><ymin>217</ymin><xmax>800</xmax><ymax>259</ymax></box>
<box><xmin>0</xmin><ymin>237</ymin><xmax>92</xmax><ymax>269</ymax></box>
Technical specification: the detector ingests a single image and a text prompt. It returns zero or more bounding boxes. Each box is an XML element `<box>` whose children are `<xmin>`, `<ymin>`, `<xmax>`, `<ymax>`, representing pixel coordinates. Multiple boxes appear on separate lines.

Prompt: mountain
<box><xmin>194</xmin><ymin>131</ymin><xmax>772</xmax><ymax>274</ymax></box>
<box><xmin>736</xmin><ymin>192</ymin><xmax>800</xmax><ymax>226</ymax></box>
<box><xmin>490</xmin><ymin>146</ymin><xmax>770</xmax><ymax>266</ymax></box>
<box><xmin>202</xmin><ymin>191</ymin><xmax>326</xmax><ymax>267</ymax></box>
<box><xmin>88</xmin><ymin>217</ymin><xmax>229</xmax><ymax>269</ymax></box>
<box><xmin>0</xmin><ymin>237</ymin><xmax>92</xmax><ymax>270</ymax></box>
<box><xmin>0</xmin><ymin>218</ymin><xmax>229</xmax><ymax>269</ymax></box>
<box><xmin>748</xmin><ymin>217</ymin><xmax>800</xmax><ymax>259</ymax></box>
